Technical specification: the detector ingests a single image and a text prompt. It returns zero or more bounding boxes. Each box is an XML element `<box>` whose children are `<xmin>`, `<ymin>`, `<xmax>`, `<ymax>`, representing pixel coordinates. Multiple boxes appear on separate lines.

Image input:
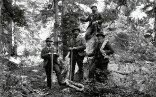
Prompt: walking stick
<box><xmin>69</xmin><ymin>34</ymin><xmax>74</xmax><ymax>81</ymax></box>
<box><xmin>95</xmin><ymin>23</ymin><xmax>98</xmax><ymax>34</ymax></box>
<box><xmin>69</xmin><ymin>49</ymin><xmax>73</xmax><ymax>80</ymax></box>
<box><xmin>51</xmin><ymin>50</ymin><xmax>54</xmax><ymax>87</ymax></box>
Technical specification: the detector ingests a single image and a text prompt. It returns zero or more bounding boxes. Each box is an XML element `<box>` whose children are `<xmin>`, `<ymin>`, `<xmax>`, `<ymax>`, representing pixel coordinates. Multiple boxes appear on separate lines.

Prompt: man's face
<box><xmin>92</xmin><ymin>7</ymin><xmax>97</xmax><ymax>13</ymax></box>
<box><xmin>97</xmin><ymin>36</ymin><xmax>104</xmax><ymax>43</ymax></box>
<box><xmin>46</xmin><ymin>41</ymin><xmax>52</xmax><ymax>47</ymax></box>
<box><xmin>74</xmin><ymin>30</ymin><xmax>79</xmax><ymax>37</ymax></box>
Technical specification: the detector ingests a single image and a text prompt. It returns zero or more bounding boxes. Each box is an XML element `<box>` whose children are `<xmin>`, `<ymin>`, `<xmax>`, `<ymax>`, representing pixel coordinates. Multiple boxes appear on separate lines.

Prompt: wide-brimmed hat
<box><xmin>72</xmin><ymin>28</ymin><xmax>80</xmax><ymax>33</ymax></box>
<box><xmin>45</xmin><ymin>38</ymin><xmax>53</xmax><ymax>42</ymax></box>
<box><xmin>96</xmin><ymin>33</ymin><xmax>105</xmax><ymax>37</ymax></box>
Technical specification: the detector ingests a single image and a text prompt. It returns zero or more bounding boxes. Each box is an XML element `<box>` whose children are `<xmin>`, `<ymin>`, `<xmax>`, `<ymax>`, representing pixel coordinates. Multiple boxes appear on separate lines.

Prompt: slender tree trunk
<box><xmin>153</xmin><ymin>1</ymin><xmax>156</xmax><ymax>46</ymax></box>
<box><xmin>12</xmin><ymin>23</ymin><xmax>17</xmax><ymax>56</ymax></box>
<box><xmin>53</xmin><ymin>0</ymin><xmax>59</xmax><ymax>53</ymax></box>
<box><xmin>61</xmin><ymin>0</ymin><xmax>67</xmax><ymax>59</ymax></box>
<box><xmin>11</xmin><ymin>0</ymin><xmax>17</xmax><ymax>57</ymax></box>
<box><xmin>0</xmin><ymin>0</ymin><xmax>3</xmax><ymax>55</ymax></box>
<box><xmin>7</xmin><ymin>20</ymin><xmax>13</xmax><ymax>56</ymax></box>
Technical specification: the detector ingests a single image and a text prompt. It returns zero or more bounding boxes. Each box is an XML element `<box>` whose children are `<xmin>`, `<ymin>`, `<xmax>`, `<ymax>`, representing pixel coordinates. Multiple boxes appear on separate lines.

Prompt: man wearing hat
<box><xmin>86</xmin><ymin>32</ymin><xmax>114</xmax><ymax>82</ymax></box>
<box><xmin>80</xmin><ymin>5</ymin><xmax>103</xmax><ymax>41</ymax></box>
<box><xmin>68</xmin><ymin>28</ymin><xmax>86</xmax><ymax>82</ymax></box>
<box><xmin>41</xmin><ymin>38</ymin><xmax>65</xmax><ymax>89</ymax></box>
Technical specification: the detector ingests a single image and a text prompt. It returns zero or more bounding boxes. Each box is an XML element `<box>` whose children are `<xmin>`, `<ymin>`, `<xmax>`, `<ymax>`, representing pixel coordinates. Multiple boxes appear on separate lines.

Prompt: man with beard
<box><xmin>41</xmin><ymin>38</ymin><xmax>65</xmax><ymax>89</ymax></box>
<box><xmin>68</xmin><ymin>28</ymin><xmax>86</xmax><ymax>82</ymax></box>
<box><xmin>86</xmin><ymin>33</ymin><xmax>114</xmax><ymax>82</ymax></box>
<box><xmin>80</xmin><ymin>5</ymin><xmax>103</xmax><ymax>41</ymax></box>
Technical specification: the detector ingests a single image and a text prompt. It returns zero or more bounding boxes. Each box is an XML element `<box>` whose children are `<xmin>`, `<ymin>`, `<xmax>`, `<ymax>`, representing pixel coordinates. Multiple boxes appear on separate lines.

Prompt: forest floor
<box><xmin>0</xmin><ymin>55</ymin><xmax>154</xmax><ymax>97</ymax></box>
<box><xmin>0</xmin><ymin>55</ymin><xmax>91</xmax><ymax>97</ymax></box>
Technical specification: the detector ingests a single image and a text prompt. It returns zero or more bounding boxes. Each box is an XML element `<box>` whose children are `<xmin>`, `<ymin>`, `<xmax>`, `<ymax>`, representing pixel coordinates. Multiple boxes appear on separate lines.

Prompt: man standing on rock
<box><xmin>68</xmin><ymin>28</ymin><xmax>86</xmax><ymax>82</ymax></box>
<box><xmin>41</xmin><ymin>38</ymin><xmax>65</xmax><ymax>89</ymax></box>
<box><xmin>86</xmin><ymin>33</ymin><xmax>114</xmax><ymax>82</ymax></box>
<box><xmin>80</xmin><ymin>5</ymin><xmax>103</xmax><ymax>41</ymax></box>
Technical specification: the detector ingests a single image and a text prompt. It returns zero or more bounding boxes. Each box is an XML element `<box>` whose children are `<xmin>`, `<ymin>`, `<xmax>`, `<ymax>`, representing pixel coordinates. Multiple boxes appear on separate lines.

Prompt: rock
<box><xmin>85</xmin><ymin>36</ymin><xmax>96</xmax><ymax>54</ymax></box>
<box><xmin>108</xmin><ymin>62</ymin><xmax>119</xmax><ymax>72</ymax></box>
<box><xmin>110</xmin><ymin>72</ymin><xmax>127</xmax><ymax>86</ymax></box>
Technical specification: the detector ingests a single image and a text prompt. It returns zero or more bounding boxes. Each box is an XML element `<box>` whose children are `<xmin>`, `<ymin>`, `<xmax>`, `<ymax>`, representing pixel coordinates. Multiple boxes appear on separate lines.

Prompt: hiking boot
<box><xmin>58</xmin><ymin>81</ymin><xmax>66</xmax><ymax>86</ymax></box>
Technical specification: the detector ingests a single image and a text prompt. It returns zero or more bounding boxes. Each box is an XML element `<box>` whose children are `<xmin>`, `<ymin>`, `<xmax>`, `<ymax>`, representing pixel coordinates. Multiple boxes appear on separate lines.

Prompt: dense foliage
<box><xmin>1</xmin><ymin>0</ymin><xmax>156</xmax><ymax>97</ymax></box>
<box><xmin>2</xmin><ymin>0</ymin><xmax>27</xmax><ymax>27</ymax></box>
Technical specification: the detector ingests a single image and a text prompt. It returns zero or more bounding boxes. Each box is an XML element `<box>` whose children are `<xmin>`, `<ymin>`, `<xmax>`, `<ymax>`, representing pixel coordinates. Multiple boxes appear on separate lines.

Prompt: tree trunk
<box><xmin>10</xmin><ymin>0</ymin><xmax>17</xmax><ymax>57</ymax></box>
<box><xmin>12</xmin><ymin>23</ymin><xmax>17</xmax><ymax>56</ymax></box>
<box><xmin>0</xmin><ymin>0</ymin><xmax>3</xmax><ymax>55</ymax></box>
<box><xmin>153</xmin><ymin>1</ymin><xmax>156</xmax><ymax>46</ymax></box>
<box><xmin>6</xmin><ymin>21</ymin><xmax>13</xmax><ymax>56</ymax></box>
<box><xmin>61</xmin><ymin>0</ymin><xmax>67</xmax><ymax>59</ymax></box>
<box><xmin>53</xmin><ymin>0</ymin><xmax>59</xmax><ymax>53</ymax></box>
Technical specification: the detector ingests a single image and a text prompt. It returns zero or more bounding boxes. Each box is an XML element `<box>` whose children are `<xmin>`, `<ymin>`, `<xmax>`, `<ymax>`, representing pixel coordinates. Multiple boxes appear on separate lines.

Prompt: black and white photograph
<box><xmin>0</xmin><ymin>0</ymin><xmax>155</xmax><ymax>97</ymax></box>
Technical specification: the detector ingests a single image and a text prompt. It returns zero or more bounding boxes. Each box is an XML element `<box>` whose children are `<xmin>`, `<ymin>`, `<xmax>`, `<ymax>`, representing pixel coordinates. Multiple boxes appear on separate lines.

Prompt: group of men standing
<box><xmin>41</xmin><ymin>5</ymin><xmax>114</xmax><ymax>89</ymax></box>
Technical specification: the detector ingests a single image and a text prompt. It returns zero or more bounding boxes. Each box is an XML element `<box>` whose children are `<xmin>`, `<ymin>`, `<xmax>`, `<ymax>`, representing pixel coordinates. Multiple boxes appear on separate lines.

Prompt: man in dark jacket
<box><xmin>41</xmin><ymin>38</ymin><xmax>65</xmax><ymax>88</ymax></box>
<box><xmin>68</xmin><ymin>28</ymin><xmax>86</xmax><ymax>82</ymax></box>
<box><xmin>86</xmin><ymin>33</ymin><xmax>114</xmax><ymax>82</ymax></box>
<box><xmin>80</xmin><ymin>5</ymin><xmax>103</xmax><ymax>41</ymax></box>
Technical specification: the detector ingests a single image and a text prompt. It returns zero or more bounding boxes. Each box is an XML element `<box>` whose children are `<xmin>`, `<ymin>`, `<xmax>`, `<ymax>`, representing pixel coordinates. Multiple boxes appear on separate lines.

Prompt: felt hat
<box><xmin>45</xmin><ymin>38</ymin><xmax>53</xmax><ymax>42</ymax></box>
<box><xmin>96</xmin><ymin>32</ymin><xmax>105</xmax><ymax>37</ymax></box>
<box><xmin>72</xmin><ymin>28</ymin><xmax>81</xmax><ymax>33</ymax></box>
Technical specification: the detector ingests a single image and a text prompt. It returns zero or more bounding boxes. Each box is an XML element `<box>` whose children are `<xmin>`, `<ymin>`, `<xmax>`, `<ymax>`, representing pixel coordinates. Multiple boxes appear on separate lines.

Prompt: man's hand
<box><xmin>69</xmin><ymin>47</ymin><xmax>77</xmax><ymax>50</ymax></box>
<box><xmin>42</xmin><ymin>52</ymin><xmax>52</xmax><ymax>56</ymax></box>
<box><xmin>69</xmin><ymin>47</ymin><xmax>73</xmax><ymax>50</ymax></box>
<box><xmin>79</xmin><ymin>17</ymin><xmax>84</xmax><ymax>21</ymax></box>
<box><xmin>73</xmin><ymin>47</ymin><xmax>77</xmax><ymax>49</ymax></box>
<box><xmin>85</xmin><ymin>53</ymin><xmax>90</xmax><ymax>56</ymax></box>
<box><xmin>101</xmin><ymin>50</ymin><xmax>107</xmax><ymax>56</ymax></box>
<box><xmin>47</xmin><ymin>52</ymin><xmax>52</xmax><ymax>55</ymax></box>
<box><xmin>92</xmin><ymin>21</ymin><xmax>98</xmax><ymax>25</ymax></box>
<box><xmin>54</xmin><ymin>53</ymin><xmax>59</xmax><ymax>57</ymax></box>
<box><xmin>53</xmin><ymin>52</ymin><xmax>58</xmax><ymax>55</ymax></box>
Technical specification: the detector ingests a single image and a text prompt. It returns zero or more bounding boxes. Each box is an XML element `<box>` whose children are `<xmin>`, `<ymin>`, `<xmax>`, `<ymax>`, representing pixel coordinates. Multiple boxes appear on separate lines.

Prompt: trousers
<box><xmin>44</xmin><ymin>62</ymin><xmax>63</xmax><ymax>88</ymax></box>
<box><xmin>70</xmin><ymin>51</ymin><xmax>84</xmax><ymax>82</ymax></box>
<box><xmin>85</xmin><ymin>24</ymin><xmax>101</xmax><ymax>41</ymax></box>
<box><xmin>89</xmin><ymin>59</ymin><xmax>109</xmax><ymax>79</ymax></box>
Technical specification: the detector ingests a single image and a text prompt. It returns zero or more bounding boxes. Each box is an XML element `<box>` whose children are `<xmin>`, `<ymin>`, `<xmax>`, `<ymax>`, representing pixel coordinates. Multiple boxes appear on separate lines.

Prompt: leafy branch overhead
<box><xmin>2</xmin><ymin>0</ymin><xmax>27</xmax><ymax>27</ymax></box>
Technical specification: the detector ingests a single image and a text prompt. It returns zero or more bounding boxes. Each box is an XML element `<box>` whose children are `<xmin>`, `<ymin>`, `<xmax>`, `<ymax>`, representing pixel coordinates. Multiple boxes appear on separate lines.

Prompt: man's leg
<box><xmin>102</xmin><ymin>61</ymin><xmax>109</xmax><ymax>79</ymax></box>
<box><xmin>85</xmin><ymin>27</ymin><xmax>92</xmax><ymax>41</ymax></box>
<box><xmin>53</xmin><ymin>63</ymin><xmax>65</xmax><ymax>85</ymax></box>
<box><xmin>96</xmin><ymin>61</ymin><xmax>109</xmax><ymax>82</ymax></box>
<box><xmin>45</xmin><ymin>65</ymin><xmax>51</xmax><ymax>88</ymax></box>
<box><xmin>76</xmin><ymin>56</ymin><xmax>84</xmax><ymax>82</ymax></box>
<box><xmin>89</xmin><ymin>61</ymin><xmax>97</xmax><ymax>80</ymax></box>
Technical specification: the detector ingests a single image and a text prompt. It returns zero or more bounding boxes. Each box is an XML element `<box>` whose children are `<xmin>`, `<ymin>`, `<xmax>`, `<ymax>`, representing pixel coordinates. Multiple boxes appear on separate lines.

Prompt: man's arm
<box><xmin>80</xmin><ymin>15</ymin><xmax>90</xmax><ymax>22</ymax></box>
<box><xmin>41</xmin><ymin>48</ymin><xmax>50</xmax><ymax>59</ymax></box>
<box><xmin>87</xmin><ymin>52</ymin><xmax>94</xmax><ymax>57</ymax></box>
<box><xmin>97</xmin><ymin>13</ymin><xmax>103</xmax><ymax>24</ymax></box>
<box><xmin>75</xmin><ymin>37</ymin><xmax>86</xmax><ymax>50</ymax></box>
<box><xmin>67</xmin><ymin>38</ymin><xmax>73</xmax><ymax>51</ymax></box>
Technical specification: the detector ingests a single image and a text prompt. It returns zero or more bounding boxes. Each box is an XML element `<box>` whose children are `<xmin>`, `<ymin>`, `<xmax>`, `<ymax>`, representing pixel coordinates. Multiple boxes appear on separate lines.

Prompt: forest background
<box><xmin>0</xmin><ymin>0</ymin><xmax>156</xmax><ymax>97</ymax></box>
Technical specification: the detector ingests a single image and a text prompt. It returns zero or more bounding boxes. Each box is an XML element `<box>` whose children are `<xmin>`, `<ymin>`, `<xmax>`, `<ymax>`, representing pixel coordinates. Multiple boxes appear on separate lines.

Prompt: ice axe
<box><xmin>51</xmin><ymin>48</ymin><xmax>54</xmax><ymax>87</ymax></box>
<box><xmin>69</xmin><ymin>34</ymin><xmax>75</xmax><ymax>81</ymax></box>
<box><xmin>69</xmin><ymin>48</ymin><xmax>73</xmax><ymax>80</ymax></box>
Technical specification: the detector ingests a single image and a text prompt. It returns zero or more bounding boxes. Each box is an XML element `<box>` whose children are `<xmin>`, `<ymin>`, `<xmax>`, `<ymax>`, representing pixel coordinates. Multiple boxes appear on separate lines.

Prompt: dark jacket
<box><xmin>88</xmin><ymin>41</ymin><xmax>114</xmax><ymax>62</ymax></box>
<box><xmin>41</xmin><ymin>46</ymin><xmax>59</xmax><ymax>67</ymax></box>
<box><xmin>80</xmin><ymin>12</ymin><xmax>103</xmax><ymax>28</ymax></box>
<box><xmin>68</xmin><ymin>35</ymin><xmax>86</xmax><ymax>57</ymax></box>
